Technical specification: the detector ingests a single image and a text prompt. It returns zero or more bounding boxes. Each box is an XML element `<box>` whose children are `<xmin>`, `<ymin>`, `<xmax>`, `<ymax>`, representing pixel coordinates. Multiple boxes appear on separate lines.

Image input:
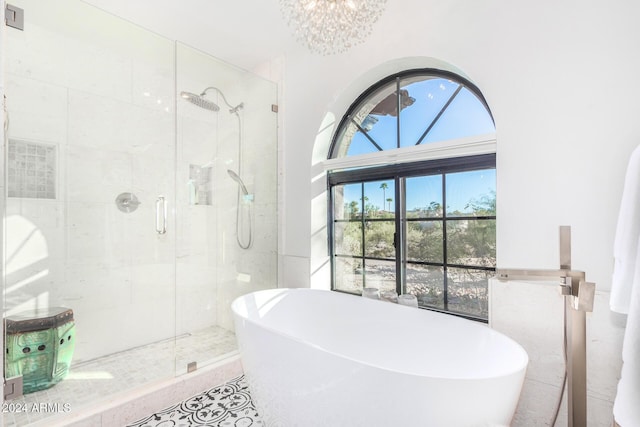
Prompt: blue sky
<box><xmin>346</xmin><ymin>78</ymin><xmax>495</xmax><ymax>156</ymax></box>
<box><xmin>342</xmin><ymin>169</ymin><xmax>496</xmax><ymax>215</ymax></box>
<box><xmin>339</xmin><ymin>77</ymin><xmax>496</xmax><ymax>215</ymax></box>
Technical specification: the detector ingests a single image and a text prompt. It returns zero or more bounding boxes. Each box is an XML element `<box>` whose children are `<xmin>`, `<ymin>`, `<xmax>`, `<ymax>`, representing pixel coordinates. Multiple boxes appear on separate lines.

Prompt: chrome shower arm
<box><xmin>200</xmin><ymin>86</ymin><xmax>243</xmax><ymax>112</ymax></box>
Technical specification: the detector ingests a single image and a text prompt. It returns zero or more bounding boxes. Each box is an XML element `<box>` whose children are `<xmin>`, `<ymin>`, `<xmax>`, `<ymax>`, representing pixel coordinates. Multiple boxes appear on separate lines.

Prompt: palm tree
<box><xmin>386</xmin><ymin>197</ymin><xmax>392</xmax><ymax>212</ymax></box>
<box><xmin>379</xmin><ymin>182</ymin><xmax>388</xmax><ymax>211</ymax></box>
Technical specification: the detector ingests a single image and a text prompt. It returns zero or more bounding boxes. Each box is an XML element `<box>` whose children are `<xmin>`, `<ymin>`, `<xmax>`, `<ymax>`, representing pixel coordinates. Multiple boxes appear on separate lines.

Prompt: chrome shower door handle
<box><xmin>156</xmin><ymin>195</ymin><xmax>167</xmax><ymax>235</ymax></box>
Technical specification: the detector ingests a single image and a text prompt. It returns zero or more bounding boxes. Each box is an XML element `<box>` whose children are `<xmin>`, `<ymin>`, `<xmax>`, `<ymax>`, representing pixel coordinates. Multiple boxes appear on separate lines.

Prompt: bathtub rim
<box><xmin>232</xmin><ymin>287</ymin><xmax>529</xmax><ymax>381</ymax></box>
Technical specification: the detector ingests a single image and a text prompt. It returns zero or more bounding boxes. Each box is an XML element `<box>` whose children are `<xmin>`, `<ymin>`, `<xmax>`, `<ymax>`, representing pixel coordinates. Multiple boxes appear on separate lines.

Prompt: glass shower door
<box><xmin>175</xmin><ymin>43</ymin><xmax>279</xmax><ymax>373</ymax></box>
<box><xmin>3</xmin><ymin>1</ymin><xmax>177</xmax><ymax>424</ymax></box>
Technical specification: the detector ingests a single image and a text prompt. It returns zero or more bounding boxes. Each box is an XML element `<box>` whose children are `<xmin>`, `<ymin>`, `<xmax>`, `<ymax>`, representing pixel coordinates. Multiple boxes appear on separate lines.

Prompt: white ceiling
<box><xmin>81</xmin><ymin>0</ymin><xmax>299</xmax><ymax>70</ymax></box>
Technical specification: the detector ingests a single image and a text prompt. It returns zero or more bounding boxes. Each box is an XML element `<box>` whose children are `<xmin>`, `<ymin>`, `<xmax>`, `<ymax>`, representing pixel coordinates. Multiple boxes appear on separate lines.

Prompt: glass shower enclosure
<box><xmin>1</xmin><ymin>1</ymin><xmax>278</xmax><ymax>425</ymax></box>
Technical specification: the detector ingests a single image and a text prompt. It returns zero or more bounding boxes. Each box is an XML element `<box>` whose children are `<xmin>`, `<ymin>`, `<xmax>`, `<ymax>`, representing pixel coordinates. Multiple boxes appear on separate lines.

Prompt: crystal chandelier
<box><xmin>279</xmin><ymin>0</ymin><xmax>388</xmax><ymax>55</ymax></box>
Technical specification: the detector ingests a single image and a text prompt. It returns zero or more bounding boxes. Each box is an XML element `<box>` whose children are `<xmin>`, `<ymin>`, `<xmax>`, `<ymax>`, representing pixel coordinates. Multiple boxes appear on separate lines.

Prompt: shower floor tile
<box><xmin>127</xmin><ymin>375</ymin><xmax>264</xmax><ymax>427</ymax></box>
<box><xmin>2</xmin><ymin>325</ymin><xmax>238</xmax><ymax>427</ymax></box>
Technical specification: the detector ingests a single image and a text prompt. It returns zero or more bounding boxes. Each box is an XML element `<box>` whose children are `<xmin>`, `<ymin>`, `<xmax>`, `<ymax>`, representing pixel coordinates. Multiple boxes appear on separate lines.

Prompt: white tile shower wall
<box><xmin>178</xmin><ymin>115</ymin><xmax>218</xmax><ymax>163</ymax></box>
<box><xmin>67</xmin><ymin>90</ymin><xmax>174</xmax><ymax>157</ymax></box>
<box><xmin>4</xmin><ymin>73</ymin><xmax>68</xmax><ymax>144</ymax></box>
<box><xmin>176</xmin><ymin>255</ymin><xmax>218</xmax><ymax>334</ymax></box>
<box><xmin>4</xmin><ymin>199</ymin><xmax>66</xmax><ymax>316</ymax></box>
<box><xmin>6</xmin><ymin>2</ymin><xmax>174</xmax><ymax>106</ymax></box>
<box><xmin>489</xmin><ymin>279</ymin><xmax>625</xmax><ymax>426</ymax></box>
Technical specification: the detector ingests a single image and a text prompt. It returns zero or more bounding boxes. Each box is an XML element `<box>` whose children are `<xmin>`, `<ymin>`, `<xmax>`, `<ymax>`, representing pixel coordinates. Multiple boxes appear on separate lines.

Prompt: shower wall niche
<box><xmin>2</xmin><ymin>1</ymin><xmax>278</xmax><ymax>425</ymax></box>
<box><xmin>188</xmin><ymin>164</ymin><xmax>213</xmax><ymax>205</ymax></box>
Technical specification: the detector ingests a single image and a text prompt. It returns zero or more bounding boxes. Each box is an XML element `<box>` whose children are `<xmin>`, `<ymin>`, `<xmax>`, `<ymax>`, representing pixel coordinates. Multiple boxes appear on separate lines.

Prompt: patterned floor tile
<box><xmin>127</xmin><ymin>375</ymin><xmax>264</xmax><ymax>427</ymax></box>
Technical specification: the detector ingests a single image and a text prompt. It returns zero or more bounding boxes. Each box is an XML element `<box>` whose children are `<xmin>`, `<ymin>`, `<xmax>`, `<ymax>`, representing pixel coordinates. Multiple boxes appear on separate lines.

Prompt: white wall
<box><xmin>284</xmin><ymin>0</ymin><xmax>640</xmax><ymax>288</ymax></box>
<box><xmin>280</xmin><ymin>0</ymin><xmax>639</xmax><ymax>424</ymax></box>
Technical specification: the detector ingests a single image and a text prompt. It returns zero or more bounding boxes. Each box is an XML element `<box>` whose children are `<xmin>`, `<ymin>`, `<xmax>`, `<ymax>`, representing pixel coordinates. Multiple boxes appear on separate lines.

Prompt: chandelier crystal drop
<box><xmin>279</xmin><ymin>0</ymin><xmax>387</xmax><ymax>55</ymax></box>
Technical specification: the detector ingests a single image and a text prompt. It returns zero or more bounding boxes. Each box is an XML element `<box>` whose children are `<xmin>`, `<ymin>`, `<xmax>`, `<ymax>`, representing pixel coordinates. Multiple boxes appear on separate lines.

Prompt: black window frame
<box><xmin>328</xmin><ymin>68</ymin><xmax>493</xmax><ymax>159</ymax></box>
<box><xmin>328</xmin><ymin>154</ymin><xmax>495</xmax><ymax>322</ymax></box>
<box><xmin>327</xmin><ymin>68</ymin><xmax>496</xmax><ymax>322</ymax></box>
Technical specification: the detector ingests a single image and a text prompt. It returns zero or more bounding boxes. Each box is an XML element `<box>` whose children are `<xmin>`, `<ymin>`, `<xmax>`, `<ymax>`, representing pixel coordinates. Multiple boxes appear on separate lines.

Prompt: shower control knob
<box><xmin>115</xmin><ymin>192</ymin><xmax>141</xmax><ymax>213</ymax></box>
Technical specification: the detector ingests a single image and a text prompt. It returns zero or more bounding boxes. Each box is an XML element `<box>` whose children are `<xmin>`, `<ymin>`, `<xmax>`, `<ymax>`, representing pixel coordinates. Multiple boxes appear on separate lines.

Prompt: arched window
<box><xmin>327</xmin><ymin>69</ymin><xmax>496</xmax><ymax>321</ymax></box>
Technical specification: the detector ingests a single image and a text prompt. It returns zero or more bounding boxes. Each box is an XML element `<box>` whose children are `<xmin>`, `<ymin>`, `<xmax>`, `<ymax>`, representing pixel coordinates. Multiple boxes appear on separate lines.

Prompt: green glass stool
<box><xmin>5</xmin><ymin>307</ymin><xmax>75</xmax><ymax>394</ymax></box>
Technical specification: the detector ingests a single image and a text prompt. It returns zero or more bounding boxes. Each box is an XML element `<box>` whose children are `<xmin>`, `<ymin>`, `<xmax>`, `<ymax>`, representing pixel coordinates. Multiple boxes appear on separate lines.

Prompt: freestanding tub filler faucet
<box><xmin>496</xmin><ymin>226</ymin><xmax>595</xmax><ymax>427</ymax></box>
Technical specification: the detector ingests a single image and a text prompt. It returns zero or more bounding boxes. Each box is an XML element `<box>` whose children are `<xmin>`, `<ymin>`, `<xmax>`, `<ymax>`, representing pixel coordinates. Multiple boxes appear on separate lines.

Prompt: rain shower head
<box><xmin>227</xmin><ymin>169</ymin><xmax>248</xmax><ymax>195</ymax></box>
<box><xmin>180</xmin><ymin>91</ymin><xmax>220</xmax><ymax>112</ymax></box>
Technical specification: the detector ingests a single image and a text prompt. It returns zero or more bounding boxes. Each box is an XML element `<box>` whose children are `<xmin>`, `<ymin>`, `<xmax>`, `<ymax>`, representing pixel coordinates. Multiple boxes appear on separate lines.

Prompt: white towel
<box><xmin>614</xmin><ymin>262</ymin><xmax>640</xmax><ymax>426</ymax></box>
<box><xmin>611</xmin><ymin>145</ymin><xmax>640</xmax><ymax>426</ymax></box>
<box><xmin>611</xmin><ymin>145</ymin><xmax>640</xmax><ymax>313</ymax></box>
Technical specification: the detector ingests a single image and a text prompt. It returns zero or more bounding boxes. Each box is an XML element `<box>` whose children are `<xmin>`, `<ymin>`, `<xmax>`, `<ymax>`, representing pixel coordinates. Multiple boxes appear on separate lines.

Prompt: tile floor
<box><xmin>127</xmin><ymin>375</ymin><xmax>264</xmax><ymax>427</ymax></box>
<box><xmin>3</xmin><ymin>326</ymin><xmax>238</xmax><ymax>427</ymax></box>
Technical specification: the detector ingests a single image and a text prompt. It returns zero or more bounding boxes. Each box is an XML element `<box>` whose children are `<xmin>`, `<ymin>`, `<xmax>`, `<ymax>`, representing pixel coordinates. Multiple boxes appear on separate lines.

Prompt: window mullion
<box><xmin>351</xmin><ymin>117</ymin><xmax>385</xmax><ymax>152</ymax></box>
<box><xmin>395</xmin><ymin>176</ymin><xmax>405</xmax><ymax>295</ymax></box>
<box><xmin>329</xmin><ymin>185</ymin><xmax>335</xmax><ymax>290</ymax></box>
<box><xmin>442</xmin><ymin>173</ymin><xmax>448</xmax><ymax>311</ymax></box>
<box><xmin>415</xmin><ymin>84</ymin><xmax>463</xmax><ymax>146</ymax></box>
<box><xmin>360</xmin><ymin>182</ymin><xmax>366</xmax><ymax>287</ymax></box>
<box><xmin>396</xmin><ymin>77</ymin><xmax>401</xmax><ymax>150</ymax></box>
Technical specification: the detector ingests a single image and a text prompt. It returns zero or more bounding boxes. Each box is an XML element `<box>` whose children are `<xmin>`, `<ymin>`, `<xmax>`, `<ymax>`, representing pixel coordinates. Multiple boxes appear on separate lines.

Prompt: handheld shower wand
<box><xmin>227</xmin><ymin>169</ymin><xmax>248</xmax><ymax>195</ymax></box>
<box><xmin>227</xmin><ymin>169</ymin><xmax>253</xmax><ymax>250</ymax></box>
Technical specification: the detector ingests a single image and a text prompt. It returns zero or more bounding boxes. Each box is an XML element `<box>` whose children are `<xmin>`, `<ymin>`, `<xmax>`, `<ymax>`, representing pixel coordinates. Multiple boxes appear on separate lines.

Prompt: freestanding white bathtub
<box><xmin>232</xmin><ymin>288</ymin><xmax>528</xmax><ymax>427</ymax></box>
